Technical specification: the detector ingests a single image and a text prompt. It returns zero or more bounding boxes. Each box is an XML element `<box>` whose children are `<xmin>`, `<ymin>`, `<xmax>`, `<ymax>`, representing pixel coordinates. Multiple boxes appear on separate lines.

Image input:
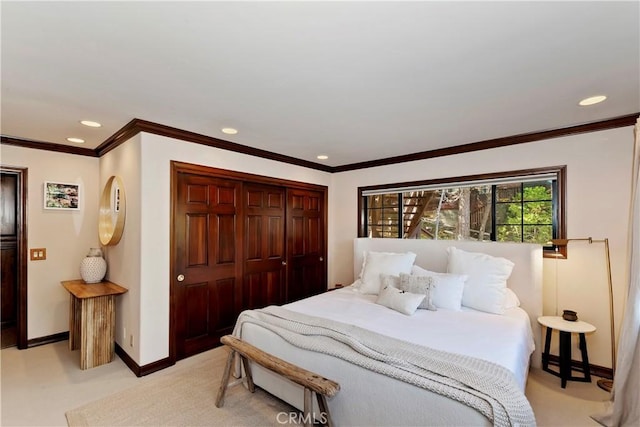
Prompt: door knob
<box><xmin>319</xmin><ymin>257</ymin><xmax>324</xmax><ymax>262</ymax></box>
<box><xmin>177</xmin><ymin>274</ymin><xmax>185</xmax><ymax>282</ymax></box>
<box><xmin>282</xmin><ymin>261</ymin><xmax>287</xmax><ymax>266</ymax></box>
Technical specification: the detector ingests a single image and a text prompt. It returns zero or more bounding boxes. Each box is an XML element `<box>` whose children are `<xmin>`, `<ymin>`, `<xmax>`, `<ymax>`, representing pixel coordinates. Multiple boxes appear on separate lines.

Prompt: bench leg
<box><xmin>217</xmin><ymin>335</ymin><xmax>339</xmax><ymax>424</ymax></box>
<box><xmin>316</xmin><ymin>393</ymin><xmax>333</xmax><ymax>427</ymax></box>
<box><xmin>303</xmin><ymin>388</ymin><xmax>313</xmax><ymax>427</ymax></box>
<box><xmin>215</xmin><ymin>350</ymin><xmax>236</xmax><ymax>408</ymax></box>
<box><xmin>240</xmin><ymin>355</ymin><xmax>255</xmax><ymax>393</ymax></box>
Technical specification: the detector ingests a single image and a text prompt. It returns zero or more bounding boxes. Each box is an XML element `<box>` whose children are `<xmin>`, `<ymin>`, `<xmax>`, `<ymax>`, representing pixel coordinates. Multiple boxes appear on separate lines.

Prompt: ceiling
<box><xmin>2</xmin><ymin>1</ymin><xmax>639</xmax><ymax>168</ymax></box>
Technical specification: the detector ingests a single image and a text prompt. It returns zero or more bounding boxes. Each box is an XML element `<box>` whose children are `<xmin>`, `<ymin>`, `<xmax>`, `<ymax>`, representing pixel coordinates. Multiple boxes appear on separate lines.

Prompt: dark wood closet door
<box><xmin>243</xmin><ymin>183</ymin><xmax>286</xmax><ymax>309</ymax></box>
<box><xmin>174</xmin><ymin>173</ymin><xmax>242</xmax><ymax>359</ymax></box>
<box><xmin>286</xmin><ymin>188</ymin><xmax>326</xmax><ymax>302</ymax></box>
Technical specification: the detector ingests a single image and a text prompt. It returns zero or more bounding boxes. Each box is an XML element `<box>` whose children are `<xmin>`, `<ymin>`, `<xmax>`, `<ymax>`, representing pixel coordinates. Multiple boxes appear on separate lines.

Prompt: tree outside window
<box><xmin>360</xmin><ymin>166</ymin><xmax>565</xmax><ymax>256</ymax></box>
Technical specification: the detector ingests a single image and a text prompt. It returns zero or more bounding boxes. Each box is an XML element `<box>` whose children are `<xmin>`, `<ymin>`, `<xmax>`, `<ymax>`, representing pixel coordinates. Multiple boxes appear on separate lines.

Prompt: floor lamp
<box><xmin>551</xmin><ymin>237</ymin><xmax>615</xmax><ymax>392</ymax></box>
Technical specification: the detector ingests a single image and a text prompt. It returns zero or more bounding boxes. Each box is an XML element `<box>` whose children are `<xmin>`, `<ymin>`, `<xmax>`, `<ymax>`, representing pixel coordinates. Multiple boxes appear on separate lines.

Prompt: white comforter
<box><xmin>283</xmin><ymin>286</ymin><xmax>535</xmax><ymax>390</ymax></box>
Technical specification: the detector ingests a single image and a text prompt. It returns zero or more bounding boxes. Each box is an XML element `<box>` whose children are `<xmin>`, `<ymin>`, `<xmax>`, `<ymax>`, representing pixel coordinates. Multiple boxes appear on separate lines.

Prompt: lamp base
<box><xmin>597</xmin><ymin>378</ymin><xmax>613</xmax><ymax>392</ymax></box>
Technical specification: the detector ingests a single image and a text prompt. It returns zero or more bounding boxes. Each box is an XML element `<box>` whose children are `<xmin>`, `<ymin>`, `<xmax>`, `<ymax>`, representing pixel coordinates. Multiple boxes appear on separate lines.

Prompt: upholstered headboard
<box><xmin>353</xmin><ymin>238</ymin><xmax>543</xmax><ymax>369</ymax></box>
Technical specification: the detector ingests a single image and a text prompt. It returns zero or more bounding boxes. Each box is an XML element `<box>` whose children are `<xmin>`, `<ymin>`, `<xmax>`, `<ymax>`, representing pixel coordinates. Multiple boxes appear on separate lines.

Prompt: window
<box><xmin>358</xmin><ymin>166</ymin><xmax>566</xmax><ymax>257</ymax></box>
<box><xmin>495</xmin><ymin>181</ymin><xmax>554</xmax><ymax>245</ymax></box>
<box><xmin>366</xmin><ymin>193</ymin><xmax>401</xmax><ymax>238</ymax></box>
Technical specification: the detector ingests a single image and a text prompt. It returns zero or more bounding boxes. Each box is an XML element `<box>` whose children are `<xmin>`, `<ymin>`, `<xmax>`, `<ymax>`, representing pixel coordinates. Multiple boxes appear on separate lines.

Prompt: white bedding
<box><xmin>284</xmin><ymin>286</ymin><xmax>535</xmax><ymax>390</ymax></box>
<box><xmin>239</xmin><ymin>239</ymin><xmax>541</xmax><ymax>426</ymax></box>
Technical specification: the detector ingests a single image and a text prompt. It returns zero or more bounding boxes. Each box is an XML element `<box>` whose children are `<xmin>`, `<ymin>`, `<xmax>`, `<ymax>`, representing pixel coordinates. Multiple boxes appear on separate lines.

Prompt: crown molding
<box><xmin>96</xmin><ymin>119</ymin><xmax>334</xmax><ymax>172</ymax></box>
<box><xmin>0</xmin><ymin>135</ymin><xmax>98</xmax><ymax>157</ymax></box>
<box><xmin>333</xmin><ymin>113</ymin><xmax>640</xmax><ymax>172</ymax></box>
<box><xmin>3</xmin><ymin>112</ymin><xmax>638</xmax><ymax>172</ymax></box>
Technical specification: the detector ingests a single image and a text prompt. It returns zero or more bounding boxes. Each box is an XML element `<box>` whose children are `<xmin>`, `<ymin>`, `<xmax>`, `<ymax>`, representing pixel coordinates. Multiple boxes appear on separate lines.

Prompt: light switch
<box><xmin>30</xmin><ymin>248</ymin><xmax>47</xmax><ymax>261</ymax></box>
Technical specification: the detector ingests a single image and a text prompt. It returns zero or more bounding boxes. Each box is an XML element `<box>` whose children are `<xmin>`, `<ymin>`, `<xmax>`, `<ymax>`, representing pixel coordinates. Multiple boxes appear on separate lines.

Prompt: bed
<box><xmin>233</xmin><ymin>238</ymin><xmax>543</xmax><ymax>426</ymax></box>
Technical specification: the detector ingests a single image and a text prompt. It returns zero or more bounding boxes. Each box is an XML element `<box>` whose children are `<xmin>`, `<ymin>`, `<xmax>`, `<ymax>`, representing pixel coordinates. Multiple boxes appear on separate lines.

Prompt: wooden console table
<box><xmin>61</xmin><ymin>279</ymin><xmax>128</xmax><ymax>370</ymax></box>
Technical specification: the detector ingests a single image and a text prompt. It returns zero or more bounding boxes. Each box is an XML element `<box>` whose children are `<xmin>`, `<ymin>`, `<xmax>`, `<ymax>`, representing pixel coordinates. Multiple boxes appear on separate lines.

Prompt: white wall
<box><xmin>99</xmin><ymin>136</ymin><xmax>142</xmax><ymax>360</ymax></box>
<box><xmin>0</xmin><ymin>145</ymin><xmax>100</xmax><ymax>339</ymax></box>
<box><xmin>4</xmin><ymin>124</ymin><xmax>633</xmax><ymax>371</ymax></box>
<box><xmin>329</xmin><ymin>126</ymin><xmax>634</xmax><ymax>368</ymax></box>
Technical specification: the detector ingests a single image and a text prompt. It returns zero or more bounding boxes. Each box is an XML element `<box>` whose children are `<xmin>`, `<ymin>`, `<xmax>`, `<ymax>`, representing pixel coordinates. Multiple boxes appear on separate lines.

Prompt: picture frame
<box><xmin>43</xmin><ymin>181</ymin><xmax>80</xmax><ymax>210</ymax></box>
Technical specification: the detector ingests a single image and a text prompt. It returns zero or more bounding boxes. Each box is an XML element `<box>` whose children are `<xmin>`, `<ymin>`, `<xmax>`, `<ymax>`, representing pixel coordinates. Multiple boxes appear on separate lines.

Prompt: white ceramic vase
<box><xmin>80</xmin><ymin>248</ymin><xmax>107</xmax><ymax>283</ymax></box>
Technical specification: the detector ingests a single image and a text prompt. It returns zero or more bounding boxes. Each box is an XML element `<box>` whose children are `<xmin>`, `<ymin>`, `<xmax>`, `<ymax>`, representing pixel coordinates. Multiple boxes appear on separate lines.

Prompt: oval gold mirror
<box><xmin>99</xmin><ymin>176</ymin><xmax>126</xmax><ymax>246</ymax></box>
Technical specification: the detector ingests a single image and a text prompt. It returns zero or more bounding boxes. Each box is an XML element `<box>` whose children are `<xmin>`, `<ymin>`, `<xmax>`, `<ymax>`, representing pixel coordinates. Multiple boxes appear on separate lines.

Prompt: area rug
<box><xmin>65</xmin><ymin>346</ymin><xmax>298</xmax><ymax>426</ymax></box>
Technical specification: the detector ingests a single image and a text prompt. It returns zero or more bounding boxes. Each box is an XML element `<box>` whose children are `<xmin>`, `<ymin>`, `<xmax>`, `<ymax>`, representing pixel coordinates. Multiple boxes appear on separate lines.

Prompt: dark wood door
<box><xmin>173</xmin><ymin>172</ymin><xmax>243</xmax><ymax>360</ymax></box>
<box><xmin>286</xmin><ymin>188</ymin><xmax>326</xmax><ymax>302</ymax></box>
<box><xmin>1</xmin><ymin>172</ymin><xmax>19</xmax><ymax>348</ymax></box>
<box><xmin>244</xmin><ymin>183</ymin><xmax>286</xmax><ymax>309</ymax></box>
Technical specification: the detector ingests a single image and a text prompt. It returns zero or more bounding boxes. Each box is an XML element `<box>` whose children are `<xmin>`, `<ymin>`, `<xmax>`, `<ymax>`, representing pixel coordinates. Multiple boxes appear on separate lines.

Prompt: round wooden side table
<box><xmin>537</xmin><ymin>315</ymin><xmax>596</xmax><ymax>388</ymax></box>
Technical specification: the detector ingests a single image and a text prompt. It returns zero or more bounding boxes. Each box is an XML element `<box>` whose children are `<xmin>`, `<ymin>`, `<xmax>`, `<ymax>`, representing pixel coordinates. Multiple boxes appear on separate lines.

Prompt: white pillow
<box><xmin>380</xmin><ymin>274</ymin><xmax>401</xmax><ymax>289</ymax></box>
<box><xmin>447</xmin><ymin>247</ymin><xmax>514</xmax><ymax>315</ymax></box>
<box><xmin>359</xmin><ymin>251</ymin><xmax>417</xmax><ymax>295</ymax></box>
<box><xmin>399</xmin><ymin>273</ymin><xmax>437</xmax><ymax>311</ymax></box>
<box><xmin>349</xmin><ymin>278</ymin><xmax>363</xmax><ymax>289</ymax></box>
<box><xmin>504</xmin><ymin>287</ymin><xmax>521</xmax><ymax>309</ymax></box>
<box><xmin>375</xmin><ymin>283</ymin><xmax>425</xmax><ymax>315</ymax></box>
<box><xmin>411</xmin><ymin>265</ymin><xmax>466</xmax><ymax>310</ymax></box>
<box><xmin>356</xmin><ymin>251</ymin><xmax>367</xmax><ymax>279</ymax></box>
<box><xmin>350</xmin><ymin>252</ymin><xmax>369</xmax><ymax>290</ymax></box>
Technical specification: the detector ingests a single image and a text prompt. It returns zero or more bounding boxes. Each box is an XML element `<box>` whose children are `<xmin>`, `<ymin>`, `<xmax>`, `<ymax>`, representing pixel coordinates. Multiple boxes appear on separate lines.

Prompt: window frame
<box><xmin>357</xmin><ymin>166</ymin><xmax>567</xmax><ymax>258</ymax></box>
<box><xmin>492</xmin><ymin>181</ymin><xmax>556</xmax><ymax>243</ymax></box>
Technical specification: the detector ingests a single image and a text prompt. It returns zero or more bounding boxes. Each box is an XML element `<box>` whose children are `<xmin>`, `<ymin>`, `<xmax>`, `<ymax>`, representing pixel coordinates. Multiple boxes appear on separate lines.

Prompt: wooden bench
<box><xmin>215</xmin><ymin>335</ymin><xmax>340</xmax><ymax>427</ymax></box>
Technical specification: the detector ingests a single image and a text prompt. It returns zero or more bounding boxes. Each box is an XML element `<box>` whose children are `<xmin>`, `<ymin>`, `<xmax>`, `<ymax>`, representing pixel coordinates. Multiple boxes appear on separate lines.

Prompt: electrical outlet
<box><xmin>30</xmin><ymin>248</ymin><xmax>47</xmax><ymax>261</ymax></box>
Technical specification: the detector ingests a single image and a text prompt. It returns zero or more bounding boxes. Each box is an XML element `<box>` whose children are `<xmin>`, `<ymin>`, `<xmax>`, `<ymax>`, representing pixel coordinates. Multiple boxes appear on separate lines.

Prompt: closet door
<box><xmin>243</xmin><ymin>183</ymin><xmax>286</xmax><ymax>309</ymax></box>
<box><xmin>286</xmin><ymin>188</ymin><xmax>326</xmax><ymax>302</ymax></box>
<box><xmin>174</xmin><ymin>172</ymin><xmax>242</xmax><ymax>360</ymax></box>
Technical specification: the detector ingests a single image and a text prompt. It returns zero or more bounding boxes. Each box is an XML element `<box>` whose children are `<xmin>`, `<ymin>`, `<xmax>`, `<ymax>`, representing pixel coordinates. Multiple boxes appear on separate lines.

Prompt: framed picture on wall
<box><xmin>43</xmin><ymin>181</ymin><xmax>80</xmax><ymax>210</ymax></box>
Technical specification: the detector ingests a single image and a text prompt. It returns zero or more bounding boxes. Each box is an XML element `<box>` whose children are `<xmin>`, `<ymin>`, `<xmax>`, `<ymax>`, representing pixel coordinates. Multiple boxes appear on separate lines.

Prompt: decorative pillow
<box><xmin>356</xmin><ymin>251</ymin><xmax>367</xmax><ymax>279</ymax></box>
<box><xmin>399</xmin><ymin>273</ymin><xmax>436</xmax><ymax>311</ymax></box>
<box><xmin>350</xmin><ymin>252</ymin><xmax>369</xmax><ymax>290</ymax></box>
<box><xmin>411</xmin><ymin>265</ymin><xmax>466</xmax><ymax>310</ymax></box>
<box><xmin>504</xmin><ymin>287</ymin><xmax>521</xmax><ymax>309</ymax></box>
<box><xmin>380</xmin><ymin>274</ymin><xmax>401</xmax><ymax>289</ymax></box>
<box><xmin>447</xmin><ymin>247</ymin><xmax>514</xmax><ymax>315</ymax></box>
<box><xmin>375</xmin><ymin>283</ymin><xmax>425</xmax><ymax>315</ymax></box>
<box><xmin>349</xmin><ymin>279</ymin><xmax>363</xmax><ymax>290</ymax></box>
<box><xmin>358</xmin><ymin>251</ymin><xmax>417</xmax><ymax>295</ymax></box>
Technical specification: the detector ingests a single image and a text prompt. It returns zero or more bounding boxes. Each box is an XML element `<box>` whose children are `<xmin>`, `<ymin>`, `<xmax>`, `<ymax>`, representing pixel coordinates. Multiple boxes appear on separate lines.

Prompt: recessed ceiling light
<box><xmin>579</xmin><ymin>95</ymin><xmax>607</xmax><ymax>106</ymax></box>
<box><xmin>66</xmin><ymin>137</ymin><xmax>85</xmax><ymax>143</ymax></box>
<box><xmin>317</xmin><ymin>155</ymin><xmax>329</xmax><ymax>160</ymax></box>
<box><xmin>221</xmin><ymin>127</ymin><xmax>238</xmax><ymax>135</ymax></box>
<box><xmin>80</xmin><ymin>120</ymin><xmax>102</xmax><ymax>128</ymax></box>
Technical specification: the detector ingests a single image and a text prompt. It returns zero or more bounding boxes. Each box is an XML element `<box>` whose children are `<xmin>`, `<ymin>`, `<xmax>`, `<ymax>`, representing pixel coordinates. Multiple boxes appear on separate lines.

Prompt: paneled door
<box><xmin>243</xmin><ymin>183</ymin><xmax>286</xmax><ymax>309</ymax></box>
<box><xmin>286</xmin><ymin>188</ymin><xmax>326</xmax><ymax>302</ymax></box>
<box><xmin>173</xmin><ymin>172</ymin><xmax>243</xmax><ymax>360</ymax></box>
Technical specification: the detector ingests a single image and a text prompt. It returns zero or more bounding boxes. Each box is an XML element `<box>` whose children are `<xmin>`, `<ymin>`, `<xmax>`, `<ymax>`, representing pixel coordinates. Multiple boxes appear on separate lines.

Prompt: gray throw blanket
<box><xmin>234</xmin><ymin>306</ymin><xmax>536</xmax><ymax>427</ymax></box>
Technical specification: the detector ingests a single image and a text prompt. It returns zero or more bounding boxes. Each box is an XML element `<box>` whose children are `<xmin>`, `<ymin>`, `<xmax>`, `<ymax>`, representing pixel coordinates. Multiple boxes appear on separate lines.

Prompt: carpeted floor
<box><xmin>62</xmin><ymin>344</ymin><xmax>610</xmax><ymax>427</ymax></box>
<box><xmin>64</xmin><ymin>346</ymin><xmax>299</xmax><ymax>427</ymax></box>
